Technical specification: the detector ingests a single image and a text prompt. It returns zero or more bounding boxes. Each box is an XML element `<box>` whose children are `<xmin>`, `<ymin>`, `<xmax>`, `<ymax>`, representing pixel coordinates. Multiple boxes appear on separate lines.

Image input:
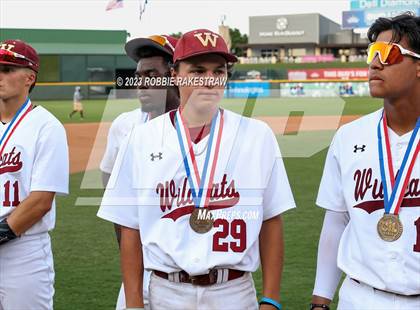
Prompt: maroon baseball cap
<box><xmin>173</xmin><ymin>29</ymin><xmax>237</xmax><ymax>63</ymax></box>
<box><xmin>125</xmin><ymin>35</ymin><xmax>178</xmax><ymax>62</ymax></box>
<box><xmin>0</xmin><ymin>39</ymin><xmax>40</xmax><ymax>72</ymax></box>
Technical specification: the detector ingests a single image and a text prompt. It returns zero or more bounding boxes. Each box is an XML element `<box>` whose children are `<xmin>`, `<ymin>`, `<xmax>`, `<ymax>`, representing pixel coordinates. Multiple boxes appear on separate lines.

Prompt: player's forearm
<box><xmin>7</xmin><ymin>191</ymin><xmax>55</xmax><ymax>236</ymax></box>
<box><xmin>120</xmin><ymin>226</ymin><xmax>143</xmax><ymax>308</ymax></box>
<box><xmin>312</xmin><ymin>210</ymin><xmax>348</xmax><ymax>301</ymax></box>
<box><xmin>259</xmin><ymin>214</ymin><xmax>284</xmax><ymax>301</ymax></box>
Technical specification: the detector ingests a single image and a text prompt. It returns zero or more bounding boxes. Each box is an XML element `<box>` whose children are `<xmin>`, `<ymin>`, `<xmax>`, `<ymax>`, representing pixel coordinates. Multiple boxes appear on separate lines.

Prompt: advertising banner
<box><xmin>350</xmin><ymin>0</ymin><xmax>420</xmax><ymax>10</ymax></box>
<box><xmin>288</xmin><ymin>68</ymin><xmax>369</xmax><ymax>80</ymax></box>
<box><xmin>344</xmin><ymin>1</ymin><xmax>420</xmax><ymax>28</ymax></box>
<box><xmin>342</xmin><ymin>10</ymin><xmax>369</xmax><ymax>28</ymax></box>
<box><xmin>226</xmin><ymin>81</ymin><xmax>271</xmax><ymax>98</ymax></box>
<box><xmin>280</xmin><ymin>82</ymin><xmax>370</xmax><ymax>97</ymax></box>
<box><xmin>300</xmin><ymin>55</ymin><xmax>335</xmax><ymax>63</ymax></box>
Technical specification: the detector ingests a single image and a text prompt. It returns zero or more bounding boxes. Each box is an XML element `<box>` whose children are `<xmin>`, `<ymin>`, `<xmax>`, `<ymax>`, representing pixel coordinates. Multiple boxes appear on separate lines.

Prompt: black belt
<box><xmin>154</xmin><ymin>269</ymin><xmax>245</xmax><ymax>286</ymax></box>
<box><xmin>351</xmin><ymin>278</ymin><xmax>420</xmax><ymax>298</ymax></box>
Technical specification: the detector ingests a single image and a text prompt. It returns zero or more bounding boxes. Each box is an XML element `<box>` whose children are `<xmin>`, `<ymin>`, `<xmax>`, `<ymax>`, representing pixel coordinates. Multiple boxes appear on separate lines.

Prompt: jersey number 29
<box><xmin>213</xmin><ymin>219</ymin><xmax>246</xmax><ymax>252</ymax></box>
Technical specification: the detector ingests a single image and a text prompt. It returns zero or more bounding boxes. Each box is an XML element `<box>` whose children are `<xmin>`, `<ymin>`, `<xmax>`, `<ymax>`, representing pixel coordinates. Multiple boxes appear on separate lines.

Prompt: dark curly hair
<box><xmin>367</xmin><ymin>12</ymin><xmax>420</xmax><ymax>54</ymax></box>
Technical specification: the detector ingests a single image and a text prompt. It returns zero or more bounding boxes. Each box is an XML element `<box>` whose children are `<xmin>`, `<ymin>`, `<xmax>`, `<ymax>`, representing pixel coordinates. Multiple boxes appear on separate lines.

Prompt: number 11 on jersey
<box><xmin>2</xmin><ymin>180</ymin><xmax>20</xmax><ymax>207</ymax></box>
<box><xmin>414</xmin><ymin>217</ymin><xmax>420</xmax><ymax>252</ymax></box>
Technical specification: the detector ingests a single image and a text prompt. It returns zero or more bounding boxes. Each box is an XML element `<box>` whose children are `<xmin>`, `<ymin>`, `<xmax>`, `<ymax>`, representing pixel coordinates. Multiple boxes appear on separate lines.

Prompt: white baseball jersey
<box><xmin>0</xmin><ymin>103</ymin><xmax>69</xmax><ymax>235</ymax></box>
<box><xmin>98</xmin><ymin>109</ymin><xmax>296</xmax><ymax>275</ymax></box>
<box><xmin>317</xmin><ymin>109</ymin><xmax>420</xmax><ymax>295</ymax></box>
<box><xmin>73</xmin><ymin>90</ymin><xmax>82</xmax><ymax>103</ymax></box>
<box><xmin>100</xmin><ymin>107</ymin><xmax>150</xmax><ymax>310</ymax></box>
<box><xmin>100</xmin><ymin>108</ymin><xmax>148</xmax><ymax>174</ymax></box>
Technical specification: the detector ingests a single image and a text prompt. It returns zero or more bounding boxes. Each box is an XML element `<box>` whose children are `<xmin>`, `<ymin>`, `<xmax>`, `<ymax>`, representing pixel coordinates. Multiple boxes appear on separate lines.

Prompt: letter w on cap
<box><xmin>194</xmin><ymin>33</ymin><xmax>219</xmax><ymax>47</ymax></box>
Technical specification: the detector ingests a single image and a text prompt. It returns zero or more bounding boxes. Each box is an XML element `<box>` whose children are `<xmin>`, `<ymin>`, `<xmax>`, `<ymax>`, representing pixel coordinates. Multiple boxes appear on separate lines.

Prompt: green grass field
<box><xmin>45</xmin><ymin>97</ymin><xmax>383</xmax><ymax>310</ymax></box>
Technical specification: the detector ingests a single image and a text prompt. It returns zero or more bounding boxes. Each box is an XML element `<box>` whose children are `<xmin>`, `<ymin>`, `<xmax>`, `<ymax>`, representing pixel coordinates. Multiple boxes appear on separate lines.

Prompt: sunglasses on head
<box><xmin>367</xmin><ymin>41</ymin><xmax>420</xmax><ymax>65</ymax></box>
<box><xmin>0</xmin><ymin>49</ymin><xmax>36</xmax><ymax>66</ymax></box>
<box><xmin>148</xmin><ymin>35</ymin><xmax>175</xmax><ymax>52</ymax></box>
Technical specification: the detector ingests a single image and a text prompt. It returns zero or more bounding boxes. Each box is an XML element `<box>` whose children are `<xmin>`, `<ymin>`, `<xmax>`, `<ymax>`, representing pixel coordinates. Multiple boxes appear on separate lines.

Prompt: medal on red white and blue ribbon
<box><xmin>175</xmin><ymin>108</ymin><xmax>224</xmax><ymax>234</ymax></box>
<box><xmin>0</xmin><ymin>98</ymin><xmax>32</xmax><ymax>157</ymax></box>
<box><xmin>377</xmin><ymin>111</ymin><xmax>420</xmax><ymax>242</ymax></box>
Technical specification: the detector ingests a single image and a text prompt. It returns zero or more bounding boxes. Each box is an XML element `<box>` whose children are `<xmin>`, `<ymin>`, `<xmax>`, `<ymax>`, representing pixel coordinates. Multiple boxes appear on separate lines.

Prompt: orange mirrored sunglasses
<box><xmin>367</xmin><ymin>41</ymin><xmax>420</xmax><ymax>65</ymax></box>
<box><xmin>148</xmin><ymin>35</ymin><xmax>175</xmax><ymax>52</ymax></box>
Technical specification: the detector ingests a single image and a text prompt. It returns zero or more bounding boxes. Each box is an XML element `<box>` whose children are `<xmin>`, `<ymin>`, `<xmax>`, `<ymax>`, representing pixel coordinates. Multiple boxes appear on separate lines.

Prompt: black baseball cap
<box><xmin>125</xmin><ymin>35</ymin><xmax>178</xmax><ymax>62</ymax></box>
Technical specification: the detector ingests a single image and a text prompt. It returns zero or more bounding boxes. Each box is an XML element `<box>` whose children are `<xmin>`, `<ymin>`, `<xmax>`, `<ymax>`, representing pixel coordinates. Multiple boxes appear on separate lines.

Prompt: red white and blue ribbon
<box><xmin>377</xmin><ymin>111</ymin><xmax>420</xmax><ymax>215</ymax></box>
<box><xmin>143</xmin><ymin>112</ymin><xmax>150</xmax><ymax>123</ymax></box>
<box><xmin>0</xmin><ymin>98</ymin><xmax>32</xmax><ymax>156</ymax></box>
<box><xmin>175</xmin><ymin>108</ymin><xmax>224</xmax><ymax>209</ymax></box>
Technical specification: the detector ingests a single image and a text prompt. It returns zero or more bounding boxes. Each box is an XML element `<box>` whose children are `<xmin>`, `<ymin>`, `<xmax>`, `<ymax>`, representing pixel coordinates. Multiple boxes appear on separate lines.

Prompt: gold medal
<box><xmin>189</xmin><ymin>208</ymin><xmax>214</xmax><ymax>234</ymax></box>
<box><xmin>377</xmin><ymin>214</ymin><xmax>403</xmax><ymax>242</ymax></box>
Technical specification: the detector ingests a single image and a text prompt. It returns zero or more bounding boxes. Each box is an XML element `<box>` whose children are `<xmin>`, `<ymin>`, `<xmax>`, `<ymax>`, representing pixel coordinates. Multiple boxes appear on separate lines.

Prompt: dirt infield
<box><xmin>65</xmin><ymin>115</ymin><xmax>360</xmax><ymax>174</ymax></box>
<box><xmin>65</xmin><ymin>123</ymin><xmax>110</xmax><ymax>174</ymax></box>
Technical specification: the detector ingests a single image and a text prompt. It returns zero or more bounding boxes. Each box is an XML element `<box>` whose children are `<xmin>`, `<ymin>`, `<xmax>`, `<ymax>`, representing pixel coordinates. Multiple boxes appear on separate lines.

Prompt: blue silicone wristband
<box><xmin>259</xmin><ymin>297</ymin><xmax>282</xmax><ymax>310</ymax></box>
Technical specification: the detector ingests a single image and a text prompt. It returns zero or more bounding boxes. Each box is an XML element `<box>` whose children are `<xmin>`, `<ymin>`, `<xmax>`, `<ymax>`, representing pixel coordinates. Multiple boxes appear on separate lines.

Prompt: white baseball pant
<box><xmin>0</xmin><ymin>233</ymin><xmax>54</xmax><ymax>310</ymax></box>
<box><xmin>338</xmin><ymin>276</ymin><xmax>420</xmax><ymax>310</ymax></box>
<box><xmin>148</xmin><ymin>271</ymin><xmax>258</xmax><ymax>310</ymax></box>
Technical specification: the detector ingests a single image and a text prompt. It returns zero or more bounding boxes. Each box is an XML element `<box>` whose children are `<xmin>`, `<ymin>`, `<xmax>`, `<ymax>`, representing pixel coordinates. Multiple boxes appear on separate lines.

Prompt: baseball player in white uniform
<box><xmin>311</xmin><ymin>13</ymin><xmax>420</xmax><ymax>310</ymax></box>
<box><xmin>69</xmin><ymin>86</ymin><xmax>84</xmax><ymax>119</ymax></box>
<box><xmin>100</xmin><ymin>35</ymin><xmax>179</xmax><ymax>310</ymax></box>
<box><xmin>0</xmin><ymin>40</ymin><xmax>69</xmax><ymax>310</ymax></box>
<box><xmin>98</xmin><ymin>29</ymin><xmax>295</xmax><ymax>310</ymax></box>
